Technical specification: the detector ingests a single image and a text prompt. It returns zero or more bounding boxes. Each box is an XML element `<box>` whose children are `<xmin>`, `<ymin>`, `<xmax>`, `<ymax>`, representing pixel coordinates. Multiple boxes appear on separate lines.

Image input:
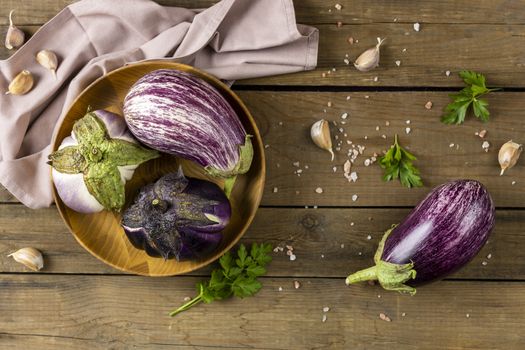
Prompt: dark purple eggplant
<box><xmin>345</xmin><ymin>179</ymin><xmax>495</xmax><ymax>295</ymax></box>
<box><xmin>121</xmin><ymin>167</ymin><xmax>231</xmax><ymax>261</ymax></box>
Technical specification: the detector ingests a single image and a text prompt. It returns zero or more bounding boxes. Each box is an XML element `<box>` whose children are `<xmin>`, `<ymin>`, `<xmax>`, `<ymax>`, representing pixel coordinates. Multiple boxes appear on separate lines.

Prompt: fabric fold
<box><xmin>0</xmin><ymin>0</ymin><xmax>318</xmax><ymax>209</ymax></box>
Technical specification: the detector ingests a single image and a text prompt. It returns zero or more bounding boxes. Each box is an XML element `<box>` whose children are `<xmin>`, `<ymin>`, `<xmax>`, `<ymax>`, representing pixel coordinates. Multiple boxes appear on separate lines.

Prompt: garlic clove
<box><xmin>498</xmin><ymin>140</ymin><xmax>522</xmax><ymax>175</ymax></box>
<box><xmin>311</xmin><ymin>119</ymin><xmax>334</xmax><ymax>161</ymax></box>
<box><xmin>354</xmin><ymin>37</ymin><xmax>385</xmax><ymax>72</ymax></box>
<box><xmin>36</xmin><ymin>49</ymin><xmax>59</xmax><ymax>80</ymax></box>
<box><xmin>5</xmin><ymin>10</ymin><xmax>25</xmax><ymax>50</ymax></box>
<box><xmin>8</xmin><ymin>247</ymin><xmax>44</xmax><ymax>271</ymax></box>
<box><xmin>5</xmin><ymin>70</ymin><xmax>34</xmax><ymax>95</ymax></box>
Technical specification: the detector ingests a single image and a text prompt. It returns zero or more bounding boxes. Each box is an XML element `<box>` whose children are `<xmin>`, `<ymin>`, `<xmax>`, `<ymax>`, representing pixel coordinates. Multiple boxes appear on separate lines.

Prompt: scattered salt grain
<box><xmin>413</xmin><ymin>22</ymin><xmax>420</xmax><ymax>32</ymax></box>
<box><xmin>449</xmin><ymin>143</ymin><xmax>455</xmax><ymax>148</ymax></box>
<box><xmin>373</xmin><ymin>76</ymin><xmax>379</xmax><ymax>82</ymax></box>
<box><xmin>347</xmin><ymin>36</ymin><xmax>354</xmax><ymax>45</ymax></box>
<box><xmin>379</xmin><ymin>313</ymin><xmax>391</xmax><ymax>322</ymax></box>
<box><xmin>332</xmin><ymin>166</ymin><xmax>337</xmax><ymax>173</ymax></box>
<box><xmin>305</xmin><ymin>165</ymin><xmax>309</xmax><ymax>169</ymax></box>
<box><xmin>334</xmin><ymin>3</ymin><xmax>342</xmax><ymax>10</ymax></box>
<box><xmin>352</xmin><ymin>194</ymin><xmax>358</xmax><ymax>201</ymax></box>
<box><xmin>273</xmin><ymin>187</ymin><xmax>278</xmax><ymax>193</ymax></box>
<box><xmin>481</xmin><ymin>260</ymin><xmax>487</xmax><ymax>266</ymax></box>
<box><xmin>293</xmin><ymin>161</ymin><xmax>300</xmax><ymax>167</ymax></box>
<box><xmin>343</xmin><ymin>58</ymin><xmax>350</xmax><ymax>65</ymax></box>
<box><xmin>381</xmin><ymin>134</ymin><xmax>387</xmax><ymax>139</ymax></box>
<box><xmin>482</xmin><ymin>141</ymin><xmax>490</xmax><ymax>152</ymax></box>
<box><xmin>344</xmin><ymin>160</ymin><xmax>351</xmax><ymax>173</ymax></box>
<box><xmin>321</xmin><ymin>73</ymin><xmax>326</xmax><ymax>78</ymax></box>
<box><xmin>406</xmin><ymin>120</ymin><xmax>411</xmax><ymax>124</ymax></box>
<box><xmin>478</xmin><ymin>129</ymin><xmax>487</xmax><ymax>138</ymax></box>
<box><xmin>340</xmin><ymin>243</ymin><xmax>345</xmax><ymax>248</ymax></box>
<box><xmin>350</xmin><ymin>222</ymin><xmax>355</xmax><ymax>226</ymax></box>
<box><xmin>425</xmin><ymin>101</ymin><xmax>433</xmax><ymax>110</ymax></box>
<box><xmin>402</xmin><ymin>48</ymin><xmax>407</xmax><ymax>52</ymax></box>
<box><xmin>315</xmin><ymin>187</ymin><xmax>324</xmax><ymax>194</ymax></box>
<box><xmin>364</xmin><ymin>159</ymin><xmax>371</xmax><ymax>166</ymax></box>
<box><xmin>321</xmin><ymin>254</ymin><xmax>325</xmax><ymax>258</ymax></box>
<box><xmin>183</xmin><ymin>296</ymin><xmax>191</xmax><ymax>302</ymax></box>
<box><xmin>401</xmin><ymin>312</ymin><xmax>406</xmax><ymax>317</ymax></box>
<box><xmin>385</xmin><ymin>121</ymin><xmax>390</xmax><ymax>126</ymax></box>
<box><xmin>512</xmin><ymin>181</ymin><xmax>516</xmax><ymax>185</ymax></box>
<box><xmin>358</xmin><ymin>252</ymin><xmax>362</xmax><ymax>256</ymax></box>
<box><xmin>323</xmin><ymin>306</ymin><xmax>330</xmax><ymax>312</ymax></box>
<box><xmin>365</xmin><ymin>95</ymin><xmax>370</xmax><ymax>99</ymax></box>
<box><xmin>367</xmin><ymin>235</ymin><xmax>372</xmax><ymax>240</ymax></box>
<box><xmin>336</xmin><ymin>21</ymin><xmax>343</xmax><ymax>28</ymax></box>
<box><xmin>322</xmin><ymin>315</ymin><xmax>327</xmax><ymax>323</ymax></box>
<box><xmin>487</xmin><ymin>253</ymin><xmax>492</xmax><ymax>259</ymax></box>
<box><xmin>405</xmin><ymin>127</ymin><xmax>411</xmax><ymax>134</ymax></box>
<box><xmin>466</xmin><ymin>313</ymin><xmax>470</xmax><ymax>318</ymax></box>
<box><xmin>395</xmin><ymin>60</ymin><xmax>401</xmax><ymax>67</ymax></box>
<box><xmin>290</xmin><ymin>254</ymin><xmax>297</xmax><ymax>261</ymax></box>
<box><xmin>264</xmin><ymin>144</ymin><xmax>270</xmax><ymax>149</ymax></box>
<box><xmin>294</xmin><ymin>280</ymin><xmax>301</xmax><ymax>289</ymax></box>
<box><xmin>375</xmin><ymin>126</ymin><xmax>380</xmax><ymax>131</ymax></box>
<box><xmin>341</xmin><ymin>112</ymin><xmax>348</xmax><ymax>119</ymax></box>
<box><xmin>327</xmin><ymin>101</ymin><xmax>332</xmax><ymax>107</ymax></box>
<box><xmin>278</xmin><ymin>286</ymin><xmax>283</xmax><ymax>292</ymax></box>
<box><xmin>445</xmin><ymin>70</ymin><xmax>451</xmax><ymax>76</ymax></box>
<box><xmin>346</xmin><ymin>95</ymin><xmax>351</xmax><ymax>100</ymax></box>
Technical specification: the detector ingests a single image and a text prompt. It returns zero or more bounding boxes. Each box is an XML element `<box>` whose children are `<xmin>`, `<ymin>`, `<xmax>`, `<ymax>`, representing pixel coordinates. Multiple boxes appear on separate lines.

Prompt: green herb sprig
<box><xmin>379</xmin><ymin>135</ymin><xmax>422</xmax><ymax>188</ymax></box>
<box><xmin>442</xmin><ymin>71</ymin><xmax>499</xmax><ymax>124</ymax></box>
<box><xmin>169</xmin><ymin>243</ymin><xmax>272</xmax><ymax>317</ymax></box>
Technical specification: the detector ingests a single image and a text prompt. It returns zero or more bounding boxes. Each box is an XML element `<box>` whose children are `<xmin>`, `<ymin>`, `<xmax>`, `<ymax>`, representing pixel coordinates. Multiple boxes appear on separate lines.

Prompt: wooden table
<box><xmin>1</xmin><ymin>1</ymin><xmax>524</xmax><ymax>349</ymax></box>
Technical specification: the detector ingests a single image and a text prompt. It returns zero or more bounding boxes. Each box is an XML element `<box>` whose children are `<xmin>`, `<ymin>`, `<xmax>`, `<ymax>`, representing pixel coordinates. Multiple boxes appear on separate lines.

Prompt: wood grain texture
<box><xmin>0</xmin><ymin>205</ymin><xmax>522</xmax><ymax>280</ymax></box>
<box><xmin>0</xmin><ymin>91</ymin><xmax>523</xmax><ymax>207</ymax></box>
<box><xmin>0</xmin><ymin>275</ymin><xmax>523</xmax><ymax>350</ymax></box>
<box><xmin>2</xmin><ymin>5</ymin><xmax>525</xmax><ymax>86</ymax></box>
<box><xmin>239</xmin><ymin>91</ymin><xmax>525</xmax><ymax>207</ymax></box>
<box><xmin>2</xmin><ymin>0</ymin><xmax>525</xmax><ymax>25</ymax></box>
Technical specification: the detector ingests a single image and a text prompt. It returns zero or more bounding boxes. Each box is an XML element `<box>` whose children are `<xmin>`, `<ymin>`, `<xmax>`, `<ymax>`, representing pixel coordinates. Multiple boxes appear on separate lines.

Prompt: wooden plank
<box><xmin>2</xmin><ymin>0</ymin><xmax>525</xmax><ymax>25</ymax></box>
<box><xmin>2</xmin><ymin>13</ymin><xmax>525</xmax><ymax>86</ymax></box>
<box><xmin>0</xmin><ymin>275</ymin><xmax>523</xmax><ymax>349</ymax></box>
<box><xmin>0</xmin><ymin>91</ymin><xmax>523</xmax><ymax>207</ymax></box>
<box><xmin>0</xmin><ymin>205</ymin><xmax>522</xmax><ymax>279</ymax></box>
<box><xmin>239</xmin><ymin>91</ymin><xmax>525</xmax><ymax>207</ymax></box>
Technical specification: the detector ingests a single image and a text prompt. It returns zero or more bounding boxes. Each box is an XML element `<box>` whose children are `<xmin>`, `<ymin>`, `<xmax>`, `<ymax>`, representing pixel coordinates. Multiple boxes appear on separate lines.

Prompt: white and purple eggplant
<box><xmin>48</xmin><ymin>110</ymin><xmax>159</xmax><ymax>213</ymax></box>
<box><xmin>346</xmin><ymin>180</ymin><xmax>495</xmax><ymax>295</ymax></box>
<box><xmin>121</xmin><ymin>167</ymin><xmax>231</xmax><ymax>261</ymax></box>
<box><xmin>123</xmin><ymin>69</ymin><xmax>253</xmax><ymax>197</ymax></box>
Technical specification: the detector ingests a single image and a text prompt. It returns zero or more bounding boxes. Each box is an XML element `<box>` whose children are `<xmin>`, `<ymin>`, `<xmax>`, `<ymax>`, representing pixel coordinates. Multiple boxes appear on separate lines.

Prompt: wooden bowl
<box><xmin>51</xmin><ymin>62</ymin><xmax>265</xmax><ymax>276</ymax></box>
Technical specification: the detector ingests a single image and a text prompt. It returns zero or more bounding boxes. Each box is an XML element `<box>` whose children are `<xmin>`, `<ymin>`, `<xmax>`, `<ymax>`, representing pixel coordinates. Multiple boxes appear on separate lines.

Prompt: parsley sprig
<box><xmin>379</xmin><ymin>134</ymin><xmax>422</xmax><ymax>188</ymax></box>
<box><xmin>442</xmin><ymin>71</ymin><xmax>499</xmax><ymax>124</ymax></box>
<box><xmin>169</xmin><ymin>243</ymin><xmax>272</xmax><ymax>317</ymax></box>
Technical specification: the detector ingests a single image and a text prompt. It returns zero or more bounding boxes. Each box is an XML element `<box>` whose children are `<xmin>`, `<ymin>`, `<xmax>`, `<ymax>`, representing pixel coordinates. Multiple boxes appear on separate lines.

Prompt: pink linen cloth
<box><xmin>0</xmin><ymin>0</ymin><xmax>318</xmax><ymax>208</ymax></box>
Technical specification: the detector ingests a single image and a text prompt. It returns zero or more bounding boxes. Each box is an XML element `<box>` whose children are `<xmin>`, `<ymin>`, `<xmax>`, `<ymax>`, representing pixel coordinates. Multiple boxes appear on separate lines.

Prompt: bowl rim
<box><xmin>51</xmin><ymin>61</ymin><xmax>266</xmax><ymax>276</ymax></box>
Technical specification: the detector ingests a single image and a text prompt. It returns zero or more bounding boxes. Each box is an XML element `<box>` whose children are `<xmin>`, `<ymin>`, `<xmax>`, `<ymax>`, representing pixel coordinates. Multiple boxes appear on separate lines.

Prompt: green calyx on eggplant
<box><xmin>48</xmin><ymin>110</ymin><xmax>159</xmax><ymax>213</ymax></box>
<box><xmin>346</xmin><ymin>180</ymin><xmax>495</xmax><ymax>295</ymax></box>
<box><xmin>121</xmin><ymin>167</ymin><xmax>231</xmax><ymax>261</ymax></box>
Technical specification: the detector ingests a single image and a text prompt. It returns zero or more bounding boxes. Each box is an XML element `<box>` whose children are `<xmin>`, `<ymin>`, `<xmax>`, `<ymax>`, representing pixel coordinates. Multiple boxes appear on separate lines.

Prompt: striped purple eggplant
<box><xmin>346</xmin><ymin>180</ymin><xmax>495</xmax><ymax>295</ymax></box>
<box><xmin>123</xmin><ymin>69</ymin><xmax>253</xmax><ymax>196</ymax></box>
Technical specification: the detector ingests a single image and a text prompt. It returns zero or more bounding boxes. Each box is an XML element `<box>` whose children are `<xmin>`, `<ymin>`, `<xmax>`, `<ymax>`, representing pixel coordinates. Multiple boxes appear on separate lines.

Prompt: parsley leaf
<box><xmin>169</xmin><ymin>243</ymin><xmax>273</xmax><ymax>317</ymax></box>
<box><xmin>379</xmin><ymin>135</ymin><xmax>423</xmax><ymax>188</ymax></box>
<box><xmin>442</xmin><ymin>70</ymin><xmax>499</xmax><ymax>124</ymax></box>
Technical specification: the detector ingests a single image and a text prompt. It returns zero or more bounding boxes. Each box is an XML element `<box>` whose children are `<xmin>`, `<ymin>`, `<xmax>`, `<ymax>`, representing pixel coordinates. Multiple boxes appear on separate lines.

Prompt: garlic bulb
<box><xmin>8</xmin><ymin>247</ymin><xmax>44</xmax><ymax>271</ymax></box>
<box><xmin>5</xmin><ymin>70</ymin><xmax>34</xmax><ymax>95</ymax></box>
<box><xmin>354</xmin><ymin>37</ymin><xmax>385</xmax><ymax>72</ymax></box>
<box><xmin>5</xmin><ymin>10</ymin><xmax>25</xmax><ymax>50</ymax></box>
<box><xmin>311</xmin><ymin>119</ymin><xmax>334</xmax><ymax>161</ymax></box>
<box><xmin>36</xmin><ymin>49</ymin><xmax>58</xmax><ymax>79</ymax></box>
<box><xmin>498</xmin><ymin>140</ymin><xmax>522</xmax><ymax>175</ymax></box>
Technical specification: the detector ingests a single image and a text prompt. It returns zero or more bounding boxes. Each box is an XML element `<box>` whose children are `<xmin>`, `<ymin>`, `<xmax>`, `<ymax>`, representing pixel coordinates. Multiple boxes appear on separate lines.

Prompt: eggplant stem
<box><xmin>345</xmin><ymin>266</ymin><xmax>378</xmax><ymax>284</ymax></box>
<box><xmin>223</xmin><ymin>176</ymin><xmax>237</xmax><ymax>198</ymax></box>
<box><xmin>345</xmin><ymin>226</ymin><xmax>417</xmax><ymax>296</ymax></box>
